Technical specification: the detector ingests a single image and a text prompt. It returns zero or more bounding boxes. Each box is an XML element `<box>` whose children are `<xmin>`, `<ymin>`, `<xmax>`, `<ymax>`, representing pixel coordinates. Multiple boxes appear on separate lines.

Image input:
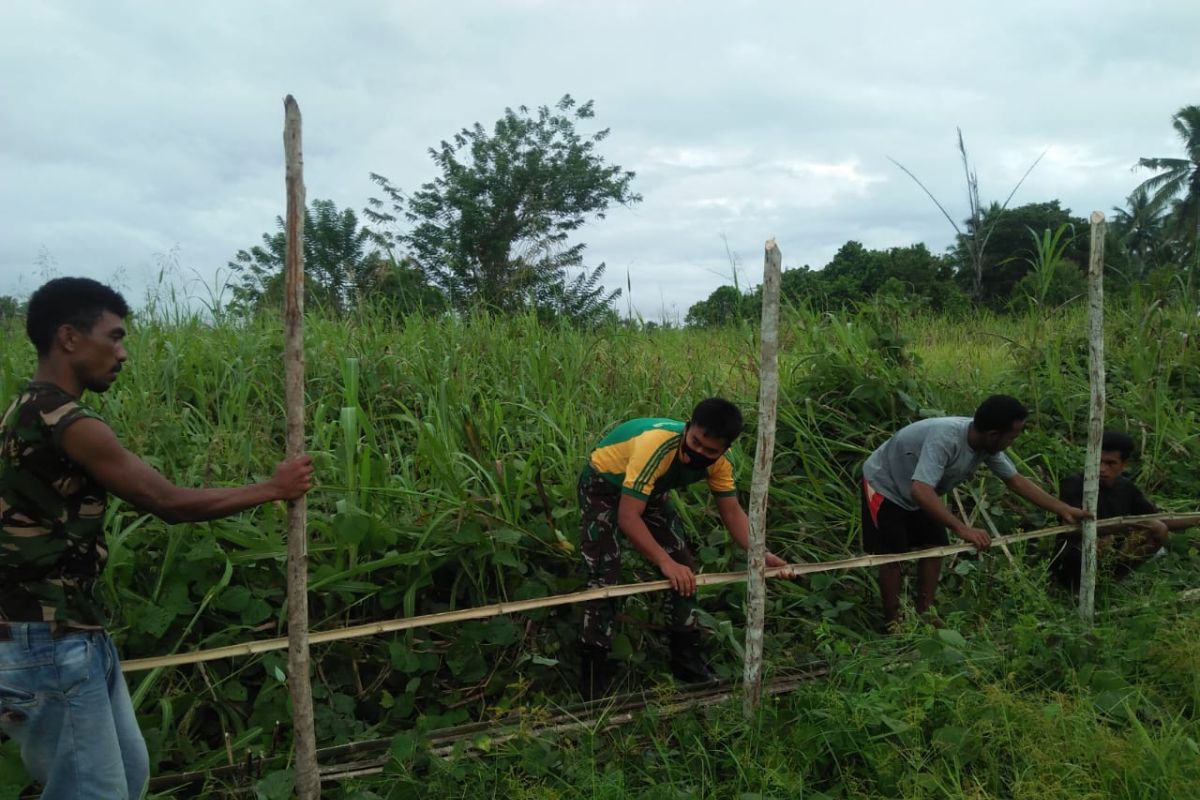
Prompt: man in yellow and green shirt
<box><xmin>577</xmin><ymin>397</ymin><xmax>789</xmax><ymax>698</ymax></box>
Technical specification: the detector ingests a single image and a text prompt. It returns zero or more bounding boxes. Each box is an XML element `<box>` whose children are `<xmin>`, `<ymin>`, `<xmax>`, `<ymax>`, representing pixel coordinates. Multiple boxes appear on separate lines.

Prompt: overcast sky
<box><xmin>3</xmin><ymin>1</ymin><xmax>1198</xmax><ymax>319</ymax></box>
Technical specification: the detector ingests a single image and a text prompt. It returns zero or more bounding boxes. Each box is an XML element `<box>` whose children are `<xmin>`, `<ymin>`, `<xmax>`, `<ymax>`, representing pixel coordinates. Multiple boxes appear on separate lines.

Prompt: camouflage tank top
<box><xmin>0</xmin><ymin>382</ymin><xmax>108</xmax><ymax>627</ymax></box>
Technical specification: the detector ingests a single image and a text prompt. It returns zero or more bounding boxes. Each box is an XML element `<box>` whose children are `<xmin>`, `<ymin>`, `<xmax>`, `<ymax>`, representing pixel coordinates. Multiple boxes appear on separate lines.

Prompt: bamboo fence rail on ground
<box><xmin>148</xmin><ymin>663</ymin><xmax>834</xmax><ymax>792</ymax></box>
<box><xmin>121</xmin><ymin>512</ymin><xmax>1200</xmax><ymax>673</ymax></box>
<box><xmin>148</xmin><ymin>580</ymin><xmax>1200</xmax><ymax>791</ymax></box>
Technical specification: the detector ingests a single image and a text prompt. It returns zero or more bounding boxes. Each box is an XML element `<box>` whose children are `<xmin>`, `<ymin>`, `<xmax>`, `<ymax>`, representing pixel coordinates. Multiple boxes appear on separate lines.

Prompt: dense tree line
<box><xmin>688</xmin><ymin>104</ymin><xmax>1200</xmax><ymax>326</ymax></box>
<box><xmin>225</xmin><ymin>99</ymin><xmax>1200</xmax><ymax>325</ymax></box>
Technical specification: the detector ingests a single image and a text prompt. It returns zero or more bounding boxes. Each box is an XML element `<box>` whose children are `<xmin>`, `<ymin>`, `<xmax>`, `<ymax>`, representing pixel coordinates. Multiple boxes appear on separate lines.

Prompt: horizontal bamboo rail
<box><xmin>121</xmin><ymin>512</ymin><xmax>1200</xmax><ymax>673</ymax></box>
<box><xmin>149</xmin><ymin>583</ymin><xmax>1200</xmax><ymax>791</ymax></box>
<box><xmin>149</xmin><ymin>663</ymin><xmax>833</xmax><ymax>790</ymax></box>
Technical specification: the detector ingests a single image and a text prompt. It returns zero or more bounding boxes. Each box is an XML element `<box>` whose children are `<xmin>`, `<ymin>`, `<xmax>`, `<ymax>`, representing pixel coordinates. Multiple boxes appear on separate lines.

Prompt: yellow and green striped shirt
<box><xmin>586</xmin><ymin>418</ymin><xmax>737</xmax><ymax>500</ymax></box>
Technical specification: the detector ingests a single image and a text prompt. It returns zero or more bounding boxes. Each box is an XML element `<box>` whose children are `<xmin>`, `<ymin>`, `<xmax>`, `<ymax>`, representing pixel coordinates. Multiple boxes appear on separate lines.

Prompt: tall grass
<box><xmin>365</xmin><ymin>573</ymin><xmax>1200</xmax><ymax>799</ymax></box>
<box><xmin>1</xmin><ymin>294</ymin><xmax>1198</xmax><ymax>797</ymax></box>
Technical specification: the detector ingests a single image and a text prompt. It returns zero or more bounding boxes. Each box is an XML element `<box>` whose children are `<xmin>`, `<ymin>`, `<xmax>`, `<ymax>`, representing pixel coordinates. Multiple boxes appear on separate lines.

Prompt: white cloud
<box><xmin>2</xmin><ymin>0</ymin><xmax>1199</xmax><ymax>318</ymax></box>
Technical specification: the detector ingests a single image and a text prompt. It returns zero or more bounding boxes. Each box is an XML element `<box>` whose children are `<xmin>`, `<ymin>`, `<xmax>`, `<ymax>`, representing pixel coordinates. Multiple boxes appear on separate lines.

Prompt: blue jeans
<box><xmin>0</xmin><ymin>625</ymin><xmax>148</xmax><ymax>799</ymax></box>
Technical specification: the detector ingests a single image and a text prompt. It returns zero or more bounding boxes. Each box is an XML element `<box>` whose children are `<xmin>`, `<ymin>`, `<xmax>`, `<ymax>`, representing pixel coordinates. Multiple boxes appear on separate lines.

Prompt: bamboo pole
<box><xmin>155</xmin><ymin>575</ymin><xmax>1200</xmax><ymax>791</ymax></box>
<box><xmin>282</xmin><ymin>94</ymin><xmax>320</xmax><ymax>799</ymax></box>
<box><xmin>153</xmin><ymin>665</ymin><xmax>833</xmax><ymax>791</ymax></box>
<box><xmin>955</xmin><ymin>487</ymin><xmax>1014</xmax><ymax>564</ymax></box>
<box><xmin>743</xmin><ymin>238</ymin><xmax>782</xmax><ymax>715</ymax></box>
<box><xmin>120</xmin><ymin>512</ymin><xmax>1200</xmax><ymax>674</ymax></box>
<box><xmin>152</xmin><ymin>575</ymin><xmax>1200</xmax><ymax>791</ymax></box>
<box><xmin>1103</xmin><ymin>586</ymin><xmax>1200</xmax><ymax>617</ymax></box>
<box><xmin>1079</xmin><ymin>211</ymin><xmax>1107</xmax><ymax>624</ymax></box>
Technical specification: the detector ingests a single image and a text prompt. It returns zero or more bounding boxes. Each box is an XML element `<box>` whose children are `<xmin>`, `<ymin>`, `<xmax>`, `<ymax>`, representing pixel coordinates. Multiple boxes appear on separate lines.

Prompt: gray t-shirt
<box><xmin>862</xmin><ymin>417</ymin><xmax>1018</xmax><ymax>510</ymax></box>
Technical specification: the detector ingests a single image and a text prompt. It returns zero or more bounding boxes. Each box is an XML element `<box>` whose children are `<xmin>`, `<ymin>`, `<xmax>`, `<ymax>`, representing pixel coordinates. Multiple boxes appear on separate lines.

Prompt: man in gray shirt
<box><xmin>861</xmin><ymin>395</ymin><xmax>1088</xmax><ymax>628</ymax></box>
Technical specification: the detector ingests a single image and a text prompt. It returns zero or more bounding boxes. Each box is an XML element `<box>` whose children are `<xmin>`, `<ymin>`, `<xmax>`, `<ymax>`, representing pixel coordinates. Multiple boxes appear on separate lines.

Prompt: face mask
<box><xmin>680</xmin><ymin>428</ymin><xmax>718</xmax><ymax>470</ymax></box>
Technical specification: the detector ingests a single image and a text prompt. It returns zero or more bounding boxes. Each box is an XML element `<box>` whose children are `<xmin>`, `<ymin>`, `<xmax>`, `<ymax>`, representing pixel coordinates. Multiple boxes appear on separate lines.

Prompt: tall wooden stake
<box><xmin>1079</xmin><ymin>211</ymin><xmax>1106</xmax><ymax>623</ymax></box>
<box><xmin>743</xmin><ymin>238</ymin><xmax>782</xmax><ymax>716</ymax></box>
<box><xmin>283</xmin><ymin>95</ymin><xmax>320</xmax><ymax>798</ymax></box>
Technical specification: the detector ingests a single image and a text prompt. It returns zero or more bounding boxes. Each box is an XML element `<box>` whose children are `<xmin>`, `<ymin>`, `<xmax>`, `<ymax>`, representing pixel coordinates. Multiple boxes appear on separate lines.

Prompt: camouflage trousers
<box><xmin>577</xmin><ymin>469</ymin><xmax>700</xmax><ymax>651</ymax></box>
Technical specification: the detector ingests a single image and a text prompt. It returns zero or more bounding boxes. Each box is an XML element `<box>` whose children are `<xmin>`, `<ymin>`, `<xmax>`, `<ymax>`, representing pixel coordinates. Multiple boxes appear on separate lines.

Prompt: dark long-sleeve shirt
<box><xmin>1058</xmin><ymin>473</ymin><xmax>1157</xmax><ymax>520</ymax></box>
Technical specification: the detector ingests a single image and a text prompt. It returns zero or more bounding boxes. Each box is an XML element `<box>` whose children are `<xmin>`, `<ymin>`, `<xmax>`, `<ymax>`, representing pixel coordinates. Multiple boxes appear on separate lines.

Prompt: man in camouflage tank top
<box><xmin>0</xmin><ymin>278</ymin><xmax>314</xmax><ymax>800</ymax></box>
<box><xmin>1</xmin><ymin>383</ymin><xmax>111</xmax><ymax>628</ymax></box>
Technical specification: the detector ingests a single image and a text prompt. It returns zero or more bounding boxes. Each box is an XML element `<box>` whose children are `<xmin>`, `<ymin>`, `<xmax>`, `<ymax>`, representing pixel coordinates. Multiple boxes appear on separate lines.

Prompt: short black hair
<box><xmin>26</xmin><ymin>277</ymin><xmax>130</xmax><ymax>357</ymax></box>
<box><xmin>690</xmin><ymin>397</ymin><xmax>744</xmax><ymax>445</ymax></box>
<box><xmin>1101</xmin><ymin>431</ymin><xmax>1136</xmax><ymax>461</ymax></box>
<box><xmin>973</xmin><ymin>394</ymin><xmax>1028</xmax><ymax>433</ymax></box>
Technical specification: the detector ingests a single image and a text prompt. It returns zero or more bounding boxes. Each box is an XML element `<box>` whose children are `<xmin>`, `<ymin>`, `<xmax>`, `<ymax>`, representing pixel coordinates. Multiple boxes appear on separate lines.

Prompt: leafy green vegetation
<box><xmin>2</xmin><ymin>283</ymin><xmax>1198</xmax><ymax>797</ymax></box>
<box><xmin>365</xmin><ymin>94</ymin><xmax>640</xmax><ymax>321</ymax></box>
<box><xmin>688</xmin><ymin>105</ymin><xmax>1200</xmax><ymax>323</ymax></box>
<box><xmin>6</xmin><ymin>100</ymin><xmax>1200</xmax><ymax>800</ymax></box>
<box><xmin>368</xmin><ymin>595</ymin><xmax>1200</xmax><ymax>800</ymax></box>
<box><xmin>227</xmin><ymin>198</ymin><xmax>443</xmax><ymax>317</ymax></box>
<box><xmin>1134</xmin><ymin>105</ymin><xmax>1200</xmax><ymax>284</ymax></box>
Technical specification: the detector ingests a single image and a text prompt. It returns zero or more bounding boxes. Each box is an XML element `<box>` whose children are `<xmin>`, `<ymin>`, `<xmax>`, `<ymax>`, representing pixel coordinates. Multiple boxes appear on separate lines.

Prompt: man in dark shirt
<box><xmin>0</xmin><ymin>278</ymin><xmax>314</xmax><ymax>799</ymax></box>
<box><xmin>1052</xmin><ymin>431</ymin><xmax>1189</xmax><ymax>590</ymax></box>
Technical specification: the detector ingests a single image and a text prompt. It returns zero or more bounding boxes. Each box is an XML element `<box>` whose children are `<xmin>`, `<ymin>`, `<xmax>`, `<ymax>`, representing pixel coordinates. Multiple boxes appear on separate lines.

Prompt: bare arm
<box><xmin>61</xmin><ymin>418</ymin><xmax>314</xmax><ymax>525</ymax></box>
<box><xmin>715</xmin><ymin>495</ymin><xmax>788</xmax><ymax>569</ymax></box>
<box><xmin>617</xmin><ymin>494</ymin><xmax>698</xmax><ymax>595</ymax></box>
<box><xmin>910</xmin><ymin>480</ymin><xmax>991</xmax><ymax>550</ymax></box>
<box><xmin>1004</xmin><ymin>473</ymin><xmax>1089</xmax><ymax>522</ymax></box>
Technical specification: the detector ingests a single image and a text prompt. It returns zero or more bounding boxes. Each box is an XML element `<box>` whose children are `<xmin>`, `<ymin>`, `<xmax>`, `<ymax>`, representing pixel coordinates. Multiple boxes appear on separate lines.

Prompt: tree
<box><xmin>1134</xmin><ymin>105</ymin><xmax>1200</xmax><ymax>278</ymax></box>
<box><xmin>954</xmin><ymin>201</ymin><xmax>1088</xmax><ymax>306</ymax></box>
<box><xmin>813</xmin><ymin>241</ymin><xmax>959</xmax><ymax>311</ymax></box>
<box><xmin>0</xmin><ymin>295</ymin><xmax>21</xmax><ymax>321</ymax></box>
<box><xmin>685</xmin><ymin>285</ymin><xmax>754</xmax><ymax>327</ymax></box>
<box><xmin>876</xmin><ymin>244</ymin><xmax>964</xmax><ymax>312</ymax></box>
<box><xmin>228</xmin><ymin>199</ymin><xmax>443</xmax><ymax>315</ymax></box>
<box><xmin>366</xmin><ymin>95</ymin><xmax>641</xmax><ymax>318</ymax></box>
<box><xmin>684</xmin><ymin>241</ymin><xmax>960</xmax><ymax>325</ymax></box>
<box><xmin>539</xmin><ymin>264</ymin><xmax>622</xmax><ymax>324</ymax></box>
<box><xmin>1110</xmin><ymin>186</ymin><xmax>1171</xmax><ymax>281</ymax></box>
<box><xmin>358</xmin><ymin>254</ymin><xmax>448</xmax><ymax>316</ymax></box>
<box><xmin>780</xmin><ymin>265</ymin><xmax>825</xmax><ymax>309</ymax></box>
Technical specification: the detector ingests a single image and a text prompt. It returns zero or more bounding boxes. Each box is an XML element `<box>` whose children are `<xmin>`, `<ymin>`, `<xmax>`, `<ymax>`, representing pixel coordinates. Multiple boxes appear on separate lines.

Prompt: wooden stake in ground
<box><xmin>743</xmin><ymin>238</ymin><xmax>782</xmax><ymax>716</ymax></box>
<box><xmin>282</xmin><ymin>95</ymin><xmax>320</xmax><ymax>799</ymax></box>
<box><xmin>1079</xmin><ymin>211</ymin><xmax>1107</xmax><ymax>623</ymax></box>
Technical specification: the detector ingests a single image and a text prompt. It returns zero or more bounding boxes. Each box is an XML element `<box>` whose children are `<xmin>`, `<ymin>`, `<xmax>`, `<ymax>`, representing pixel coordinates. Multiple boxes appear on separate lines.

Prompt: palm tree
<box><xmin>1111</xmin><ymin>186</ymin><xmax>1169</xmax><ymax>276</ymax></box>
<box><xmin>1134</xmin><ymin>105</ymin><xmax>1200</xmax><ymax>274</ymax></box>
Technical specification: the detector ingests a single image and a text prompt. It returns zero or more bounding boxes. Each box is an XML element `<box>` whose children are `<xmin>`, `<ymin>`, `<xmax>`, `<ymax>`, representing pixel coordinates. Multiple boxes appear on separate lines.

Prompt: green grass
<box><xmin>1</xmin><ymin>293</ymin><xmax>1199</xmax><ymax>798</ymax></box>
<box><xmin>343</xmin><ymin>561</ymin><xmax>1200</xmax><ymax>799</ymax></box>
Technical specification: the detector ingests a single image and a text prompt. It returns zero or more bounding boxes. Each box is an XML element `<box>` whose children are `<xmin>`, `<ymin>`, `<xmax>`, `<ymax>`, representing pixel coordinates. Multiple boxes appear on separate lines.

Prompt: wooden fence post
<box><xmin>1079</xmin><ymin>211</ymin><xmax>1106</xmax><ymax>623</ymax></box>
<box><xmin>743</xmin><ymin>238</ymin><xmax>782</xmax><ymax>715</ymax></box>
<box><xmin>283</xmin><ymin>94</ymin><xmax>320</xmax><ymax>798</ymax></box>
